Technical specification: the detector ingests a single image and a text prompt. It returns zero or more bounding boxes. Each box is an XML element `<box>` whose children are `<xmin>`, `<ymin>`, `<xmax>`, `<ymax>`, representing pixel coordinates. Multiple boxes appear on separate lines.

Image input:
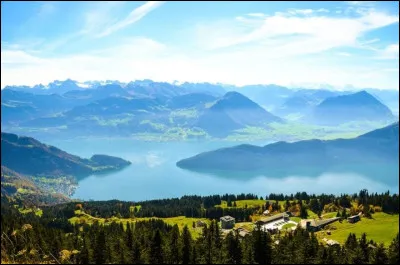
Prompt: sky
<box><xmin>1</xmin><ymin>1</ymin><xmax>399</xmax><ymax>90</ymax></box>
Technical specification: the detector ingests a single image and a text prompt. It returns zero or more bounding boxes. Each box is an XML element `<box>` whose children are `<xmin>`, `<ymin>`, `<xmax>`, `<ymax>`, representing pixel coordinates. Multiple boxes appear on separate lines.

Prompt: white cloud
<box><xmin>1</xmin><ymin>50</ymin><xmax>45</xmax><ymax>64</ymax></box>
<box><xmin>316</xmin><ymin>8</ymin><xmax>329</xmax><ymax>13</ymax></box>
<box><xmin>337</xmin><ymin>52</ymin><xmax>352</xmax><ymax>56</ymax></box>
<box><xmin>247</xmin><ymin>13</ymin><xmax>265</xmax><ymax>17</ymax></box>
<box><xmin>96</xmin><ymin>1</ymin><xmax>165</xmax><ymax>38</ymax></box>
<box><xmin>2</xmin><ymin>37</ymin><xmax>399</xmax><ymax>90</ymax></box>
<box><xmin>287</xmin><ymin>8</ymin><xmax>329</xmax><ymax>16</ymax></box>
<box><xmin>37</xmin><ymin>2</ymin><xmax>56</xmax><ymax>17</ymax></box>
<box><xmin>382</xmin><ymin>68</ymin><xmax>399</xmax><ymax>72</ymax></box>
<box><xmin>346</xmin><ymin>1</ymin><xmax>376</xmax><ymax>6</ymax></box>
<box><xmin>377</xmin><ymin>44</ymin><xmax>399</xmax><ymax>59</ymax></box>
<box><xmin>80</xmin><ymin>1</ymin><xmax>126</xmax><ymax>35</ymax></box>
<box><xmin>195</xmin><ymin>8</ymin><xmax>398</xmax><ymax>55</ymax></box>
<box><xmin>1</xmin><ymin>4</ymin><xmax>398</xmax><ymax>90</ymax></box>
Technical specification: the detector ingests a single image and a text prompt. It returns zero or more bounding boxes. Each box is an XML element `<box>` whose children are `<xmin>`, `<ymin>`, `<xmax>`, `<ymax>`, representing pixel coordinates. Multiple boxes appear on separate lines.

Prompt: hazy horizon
<box><xmin>2</xmin><ymin>1</ymin><xmax>399</xmax><ymax>89</ymax></box>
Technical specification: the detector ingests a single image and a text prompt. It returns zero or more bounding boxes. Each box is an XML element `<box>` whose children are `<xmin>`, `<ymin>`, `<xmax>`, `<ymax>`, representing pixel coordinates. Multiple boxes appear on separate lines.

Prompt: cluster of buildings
<box><xmin>218</xmin><ymin>211</ymin><xmax>362</xmax><ymax>238</ymax></box>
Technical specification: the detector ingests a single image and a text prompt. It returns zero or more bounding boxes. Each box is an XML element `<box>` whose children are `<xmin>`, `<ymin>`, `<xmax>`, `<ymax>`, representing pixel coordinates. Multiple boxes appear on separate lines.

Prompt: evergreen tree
<box><xmin>78</xmin><ymin>237</ymin><xmax>90</xmax><ymax>264</ymax></box>
<box><xmin>95</xmin><ymin>229</ymin><xmax>106</xmax><ymax>264</ymax></box>
<box><xmin>223</xmin><ymin>231</ymin><xmax>242</xmax><ymax>264</ymax></box>
<box><xmin>370</xmin><ymin>243</ymin><xmax>389</xmax><ymax>264</ymax></box>
<box><xmin>300</xmin><ymin>205</ymin><xmax>308</xmax><ymax>219</ymax></box>
<box><xmin>181</xmin><ymin>225</ymin><xmax>192</xmax><ymax>264</ymax></box>
<box><xmin>166</xmin><ymin>224</ymin><xmax>180</xmax><ymax>264</ymax></box>
<box><xmin>388</xmin><ymin>233</ymin><xmax>399</xmax><ymax>264</ymax></box>
<box><xmin>359</xmin><ymin>233</ymin><xmax>370</xmax><ymax>263</ymax></box>
<box><xmin>149</xmin><ymin>229</ymin><xmax>163</xmax><ymax>264</ymax></box>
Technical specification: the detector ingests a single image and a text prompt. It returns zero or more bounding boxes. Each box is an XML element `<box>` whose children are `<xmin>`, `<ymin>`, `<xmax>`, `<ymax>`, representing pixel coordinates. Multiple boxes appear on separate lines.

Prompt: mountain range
<box><xmin>2</xmin><ymin>79</ymin><xmax>398</xmax><ymax>140</ymax></box>
<box><xmin>310</xmin><ymin>91</ymin><xmax>395</xmax><ymax>125</ymax></box>
<box><xmin>176</xmin><ymin>122</ymin><xmax>399</xmax><ymax>182</ymax></box>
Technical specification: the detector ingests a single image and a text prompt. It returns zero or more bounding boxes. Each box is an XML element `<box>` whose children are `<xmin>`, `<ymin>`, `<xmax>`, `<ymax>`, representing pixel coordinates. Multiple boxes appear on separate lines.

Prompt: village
<box><xmin>216</xmin><ymin>210</ymin><xmax>363</xmax><ymax>246</ymax></box>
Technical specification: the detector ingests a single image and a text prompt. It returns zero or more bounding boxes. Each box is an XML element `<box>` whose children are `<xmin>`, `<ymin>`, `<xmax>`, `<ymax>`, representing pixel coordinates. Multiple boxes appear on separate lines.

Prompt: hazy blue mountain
<box><xmin>274</xmin><ymin>89</ymin><xmax>347</xmax><ymax>118</ymax></box>
<box><xmin>19</xmin><ymin>96</ymin><xmax>168</xmax><ymax>136</ymax></box>
<box><xmin>64</xmin><ymin>97</ymin><xmax>162</xmax><ymax>117</ymax></box>
<box><xmin>125</xmin><ymin>81</ymin><xmax>188</xmax><ymax>99</ymax></box>
<box><xmin>1</xmin><ymin>90</ymin><xmax>78</xmax><ymax>124</ymax></box>
<box><xmin>311</xmin><ymin>90</ymin><xmax>394</xmax><ymax>125</ymax></box>
<box><xmin>274</xmin><ymin>94</ymin><xmax>319</xmax><ymax>117</ymax></box>
<box><xmin>166</xmin><ymin>93</ymin><xmax>217</xmax><ymax>109</ymax></box>
<box><xmin>366</xmin><ymin>88</ymin><xmax>399</xmax><ymax>115</ymax></box>
<box><xmin>234</xmin><ymin>84</ymin><xmax>294</xmax><ymax>110</ymax></box>
<box><xmin>1</xmin><ymin>132</ymin><xmax>131</xmax><ymax>178</ymax></box>
<box><xmin>176</xmin><ymin>122</ymin><xmax>399</xmax><ymax>182</ymax></box>
<box><xmin>63</xmin><ymin>84</ymin><xmax>131</xmax><ymax>103</ymax></box>
<box><xmin>195</xmin><ymin>91</ymin><xmax>283</xmax><ymax>137</ymax></box>
<box><xmin>178</xmin><ymin>82</ymin><xmax>226</xmax><ymax>96</ymax></box>
<box><xmin>3</xmin><ymin>79</ymin><xmax>86</xmax><ymax>95</ymax></box>
<box><xmin>1</xmin><ymin>102</ymin><xmax>37</xmax><ymax>124</ymax></box>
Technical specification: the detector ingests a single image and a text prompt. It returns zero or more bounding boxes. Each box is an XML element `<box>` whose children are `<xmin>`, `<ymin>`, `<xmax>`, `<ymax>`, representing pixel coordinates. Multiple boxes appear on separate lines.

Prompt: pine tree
<box><xmin>223</xmin><ymin>231</ymin><xmax>242</xmax><ymax>264</ymax></box>
<box><xmin>359</xmin><ymin>233</ymin><xmax>370</xmax><ymax>263</ymax></box>
<box><xmin>300</xmin><ymin>205</ymin><xmax>308</xmax><ymax>219</ymax></box>
<box><xmin>370</xmin><ymin>243</ymin><xmax>389</xmax><ymax>264</ymax></box>
<box><xmin>166</xmin><ymin>224</ymin><xmax>180</xmax><ymax>264</ymax></box>
<box><xmin>181</xmin><ymin>225</ymin><xmax>192</xmax><ymax>264</ymax></box>
<box><xmin>132</xmin><ymin>240</ymin><xmax>141</xmax><ymax>264</ymax></box>
<box><xmin>388</xmin><ymin>233</ymin><xmax>399</xmax><ymax>264</ymax></box>
<box><xmin>95</xmin><ymin>229</ymin><xmax>106</xmax><ymax>264</ymax></box>
<box><xmin>78</xmin><ymin>237</ymin><xmax>90</xmax><ymax>264</ymax></box>
<box><xmin>149</xmin><ymin>230</ymin><xmax>163</xmax><ymax>264</ymax></box>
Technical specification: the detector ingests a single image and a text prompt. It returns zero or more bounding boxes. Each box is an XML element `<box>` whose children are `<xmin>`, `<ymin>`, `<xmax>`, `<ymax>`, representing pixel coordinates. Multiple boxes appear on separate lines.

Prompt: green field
<box><xmin>316</xmin><ymin>212</ymin><xmax>399</xmax><ymax>246</ymax></box>
<box><xmin>307</xmin><ymin>209</ymin><xmax>318</xmax><ymax>219</ymax></box>
<box><xmin>234</xmin><ymin>222</ymin><xmax>255</xmax><ymax>232</ymax></box>
<box><xmin>217</xmin><ymin>199</ymin><xmax>266</xmax><ymax>209</ymax></box>
<box><xmin>282</xmin><ymin>223</ymin><xmax>297</xmax><ymax>230</ymax></box>
<box><xmin>69</xmin><ymin>210</ymin><xmax>210</xmax><ymax>239</ymax></box>
<box><xmin>290</xmin><ymin>217</ymin><xmax>301</xmax><ymax>223</ymax></box>
<box><xmin>322</xmin><ymin>212</ymin><xmax>338</xmax><ymax>219</ymax></box>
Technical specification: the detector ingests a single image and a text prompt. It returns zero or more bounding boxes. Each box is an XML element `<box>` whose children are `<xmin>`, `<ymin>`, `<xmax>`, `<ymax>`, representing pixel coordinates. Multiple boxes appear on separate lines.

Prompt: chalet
<box><xmin>347</xmin><ymin>215</ymin><xmax>361</xmax><ymax>223</ymax></box>
<box><xmin>236</xmin><ymin>227</ymin><xmax>250</xmax><ymax>238</ymax></box>
<box><xmin>196</xmin><ymin>220</ymin><xmax>206</xmax><ymax>227</ymax></box>
<box><xmin>220</xmin><ymin>215</ymin><xmax>235</xmax><ymax>229</ymax></box>
<box><xmin>326</xmin><ymin>239</ymin><xmax>340</xmax><ymax>246</ymax></box>
<box><xmin>266</xmin><ymin>227</ymin><xmax>279</xmax><ymax>234</ymax></box>
<box><xmin>322</xmin><ymin>238</ymin><xmax>339</xmax><ymax>246</ymax></box>
<box><xmin>305</xmin><ymin>217</ymin><xmax>340</xmax><ymax>232</ymax></box>
<box><xmin>256</xmin><ymin>213</ymin><xmax>289</xmax><ymax>225</ymax></box>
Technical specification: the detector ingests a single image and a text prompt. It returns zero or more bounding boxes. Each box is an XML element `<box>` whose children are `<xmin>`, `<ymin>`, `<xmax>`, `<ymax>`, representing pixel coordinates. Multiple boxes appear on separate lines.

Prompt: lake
<box><xmin>45</xmin><ymin>138</ymin><xmax>399</xmax><ymax>202</ymax></box>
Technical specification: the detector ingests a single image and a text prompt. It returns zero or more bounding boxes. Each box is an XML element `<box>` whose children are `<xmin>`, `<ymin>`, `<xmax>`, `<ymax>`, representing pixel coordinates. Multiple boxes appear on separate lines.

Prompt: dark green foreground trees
<box><xmin>1</xmin><ymin>200</ymin><xmax>399</xmax><ymax>264</ymax></box>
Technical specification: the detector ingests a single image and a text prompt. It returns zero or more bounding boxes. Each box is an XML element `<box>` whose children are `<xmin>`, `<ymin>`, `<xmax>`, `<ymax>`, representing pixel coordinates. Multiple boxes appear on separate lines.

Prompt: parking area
<box><xmin>262</xmin><ymin>219</ymin><xmax>298</xmax><ymax>231</ymax></box>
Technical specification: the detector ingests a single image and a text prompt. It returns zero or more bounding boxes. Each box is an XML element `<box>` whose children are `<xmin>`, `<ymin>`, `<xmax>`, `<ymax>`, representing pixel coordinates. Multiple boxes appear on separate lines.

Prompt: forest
<box><xmin>2</xmin><ymin>190</ymin><xmax>399</xmax><ymax>264</ymax></box>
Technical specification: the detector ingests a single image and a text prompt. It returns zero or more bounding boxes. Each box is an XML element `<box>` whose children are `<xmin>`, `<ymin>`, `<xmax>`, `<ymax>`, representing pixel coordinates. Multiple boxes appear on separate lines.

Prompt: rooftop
<box><xmin>220</xmin><ymin>215</ymin><xmax>235</xmax><ymax>222</ymax></box>
<box><xmin>257</xmin><ymin>213</ymin><xmax>288</xmax><ymax>224</ymax></box>
<box><xmin>348</xmin><ymin>215</ymin><xmax>360</xmax><ymax>219</ymax></box>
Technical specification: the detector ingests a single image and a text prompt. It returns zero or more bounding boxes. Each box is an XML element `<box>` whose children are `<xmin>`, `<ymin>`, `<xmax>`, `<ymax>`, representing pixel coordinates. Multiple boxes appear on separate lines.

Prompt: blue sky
<box><xmin>1</xmin><ymin>1</ymin><xmax>399</xmax><ymax>89</ymax></box>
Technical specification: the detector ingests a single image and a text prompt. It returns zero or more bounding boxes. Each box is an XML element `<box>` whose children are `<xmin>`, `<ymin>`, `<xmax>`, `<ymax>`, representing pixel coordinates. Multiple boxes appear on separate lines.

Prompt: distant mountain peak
<box><xmin>311</xmin><ymin>90</ymin><xmax>394</xmax><ymax>125</ymax></box>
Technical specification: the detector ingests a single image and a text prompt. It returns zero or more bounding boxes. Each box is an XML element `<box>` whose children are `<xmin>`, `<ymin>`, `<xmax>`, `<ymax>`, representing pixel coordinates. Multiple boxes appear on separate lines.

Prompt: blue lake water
<box><xmin>45</xmin><ymin>138</ymin><xmax>399</xmax><ymax>202</ymax></box>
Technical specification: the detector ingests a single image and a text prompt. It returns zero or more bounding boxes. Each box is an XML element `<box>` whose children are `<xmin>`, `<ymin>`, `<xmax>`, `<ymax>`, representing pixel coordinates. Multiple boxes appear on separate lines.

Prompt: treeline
<box><xmin>45</xmin><ymin>194</ymin><xmax>261</xmax><ymax>221</ymax></box>
<box><xmin>43</xmin><ymin>190</ymin><xmax>399</xmax><ymax>222</ymax></box>
<box><xmin>1</xmin><ymin>198</ymin><xmax>399</xmax><ymax>264</ymax></box>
